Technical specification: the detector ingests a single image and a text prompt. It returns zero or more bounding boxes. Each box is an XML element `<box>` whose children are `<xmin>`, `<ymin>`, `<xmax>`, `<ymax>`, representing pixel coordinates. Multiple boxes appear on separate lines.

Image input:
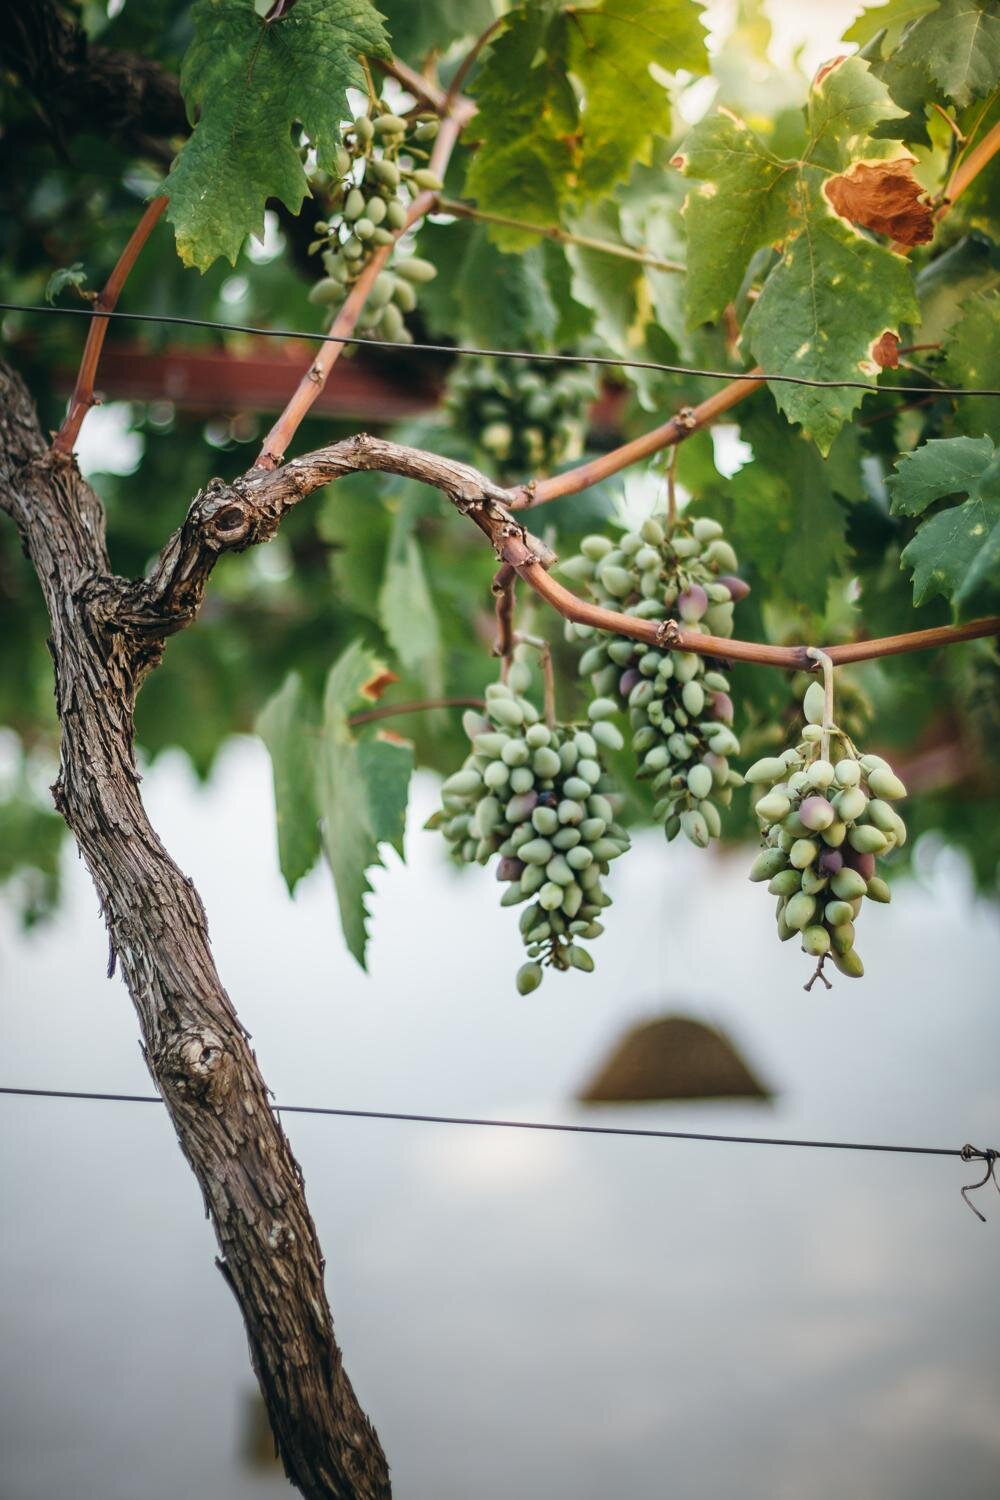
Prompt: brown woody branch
<box><xmin>128</xmin><ymin>435</ymin><xmax>999</xmax><ymax>674</ymax></box>
<box><xmin>1</xmin><ymin>363</ymin><xmax>390</xmax><ymax>1500</ymax></box>
<box><xmin>506</xmin><ymin>374</ymin><xmax>766</xmax><ymax>510</ymax></box>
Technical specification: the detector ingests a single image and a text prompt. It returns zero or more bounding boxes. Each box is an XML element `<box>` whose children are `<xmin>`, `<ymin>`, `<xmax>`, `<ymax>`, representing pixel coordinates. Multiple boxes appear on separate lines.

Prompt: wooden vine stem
<box><xmin>53</xmin><ymin>195</ymin><xmax>167</xmax><ymax>455</ymax></box>
<box><xmin>502</xmin><ymin>555</ymin><xmax>1000</xmax><ymax>671</ymax></box>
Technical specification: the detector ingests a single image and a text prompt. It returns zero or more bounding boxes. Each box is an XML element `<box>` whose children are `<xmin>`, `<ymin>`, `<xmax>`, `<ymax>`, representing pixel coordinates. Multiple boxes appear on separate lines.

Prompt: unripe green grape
<box><xmin>785</xmin><ymin>891</ymin><xmax>816</xmax><ymax>931</ymax></box>
<box><xmin>802</xmin><ymin>925</ymin><xmax>830</xmax><ymax>957</ymax></box>
<box><xmin>517</xmin><ymin>962</ymin><xmax>543</xmax><ymax>995</ymax></box>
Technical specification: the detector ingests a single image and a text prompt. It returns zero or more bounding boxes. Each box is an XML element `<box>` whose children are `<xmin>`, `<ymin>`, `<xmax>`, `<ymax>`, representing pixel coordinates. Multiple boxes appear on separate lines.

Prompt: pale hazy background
<box><xmin>2</xmin><ymin>746</ymin><xmax>998</xmax><ymax>1499</ymax></box>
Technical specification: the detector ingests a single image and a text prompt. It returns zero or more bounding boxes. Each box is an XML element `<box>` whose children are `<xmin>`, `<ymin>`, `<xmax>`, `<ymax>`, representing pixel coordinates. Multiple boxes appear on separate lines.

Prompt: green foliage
<box><xmin>891</xmin><ymin>0</ymin><xmax>1000</xmax><ymax>109</ymax></box>
<box><xmin>165</xmin><ymin>0</ymin><xmax>389</xmax><ymax>269</ymax></box>
<box><xmin>466</xmin><ymin>0</ymin><xmax>707</xmax><ymax>245</ymax></box>
<box><xmin>259</xmin><ymin>642</ymin><xmax>414</xmax><ymax>967</ymax></box>
<box><xmin>255</xmin><ymin>672</ymin><xmax>321</xmax><ymax>891</ymax></box>
<box><xmin>889</xmin><ymin>435</ymin><xmax>1000</xmax><ymax>616</ymax></box>
<box><xmin>44</xmin><ymin>263</ymin><xmax>90</xmax><ymax>304</ymax></box>
<box><xmin>678</xmin><ymin>56</ymin><xmax>920</xmax><ymax>451</ymax></box>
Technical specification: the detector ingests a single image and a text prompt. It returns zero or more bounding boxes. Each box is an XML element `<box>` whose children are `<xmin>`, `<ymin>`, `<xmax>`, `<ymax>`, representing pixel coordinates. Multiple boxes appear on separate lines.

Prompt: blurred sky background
<box><xmin>2</xmin><ymin>2</ymin><xmax>999</xmax><ymax>1498</ymax></box>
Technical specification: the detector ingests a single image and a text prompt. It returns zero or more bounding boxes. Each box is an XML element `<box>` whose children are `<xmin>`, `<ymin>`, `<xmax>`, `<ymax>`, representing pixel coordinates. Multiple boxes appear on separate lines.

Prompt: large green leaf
<box><xmin>677</xmin><ymin>56</ymin><xmax>919</xmax><ymax>452</ymax></box>
<box><xmin>886</xmin><ymin>433</ymin><xmax>996</xmax><ymax>513</ymax></box>
<box><xmin>256</xmin><ymin>671</ymin><xmax>321</xmax><ymax>892</ymax></box>
<box><xmin>379</xmin><ymin>0</ymin><xmax>496</xmax><ymax>60</ymax></box>
<box><xmin>466</xmin><ymin>0</ymin><xmax>707</xmax><ymax>245</ymax></box>
<box><xmin>465</xmin><ymin>5</ymin><xmax>578</xmax><ymax>246</ymax></box>
<box><xmin>318</xmin><ymin>641</ymin><xmax>414</xmax><ymax>967</ymax></box>
<box><xmin>940</xmin><ymin>289</ymin><xmax>1000</xmax><ymax>435</ymax></box>
<box><xmin>567</xmin><ymin>0</ymin><xmax>707</xmax><ymax>199</ymax></box>
<box><xmin>378</xmin><ymin>508</ymin><xmax>445</xmax><ymax>699</ymax></box>
<box><xmin>454</xmin><ymin>231</ymin><xmax>559</xmax><ymax>348</ymax></box>
<box><xmin>843</xmin><ymin>0</ymin><xmax>939</xmax><ymax>48</ymax></box>
<box><xmin>722</xmin><ymin>410</ymin><xmax>855</xmax><ymax>611</ymax></box>
<box><xmin>674</xmin><ymin>110</ymin><xmax>788</xmax><ymax>325</ymax></box>
<box><xmin>889</xmin><ymin>434</ymin><xmax>1000</xmax><ymax>616</ymax></box>
<box><xmin>891</xmin><ymin>0</ymin><xmax>1000</xmax><ymax>108</ymax></box>
<box><xmin>165</xmin><ymin>0</ymin><xmax>389</xmax><ymax>269</ymax></box>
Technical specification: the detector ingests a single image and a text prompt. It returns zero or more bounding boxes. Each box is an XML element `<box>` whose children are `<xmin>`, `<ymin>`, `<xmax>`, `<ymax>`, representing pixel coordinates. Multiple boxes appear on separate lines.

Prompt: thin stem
<box><xmin>507</xmin><ymin>378</ymin><xmax>764</xmax><ymax>510</ymax></box>
<box><xmin>348</xmin><ymin>695</ymin><xmax>485</xmax><ymax>727</ymax></box>
<box><xmin>435</xmin><ymin>197</ymin><xmax>684</xmax><ymax>274</ymax></box>
<box><xmin>492</xmin><ymin>562</ymin><xmax>516</xmax><ymax>659</ymax></box>
<box><xmin>666</xmin><ymin>445</ymin><xmax>678</xmax><ymax>527</ymax></box>
<box><xmin>806</xmin><ymin>647</ymin><xmax>835</xmax><ymax>762</ymax></box>
<box><xmin>939</xmin><ymin>115</ymin><xmax>1000</xmax><ymax>216</ymax></box>
<box><xmin>256</xmin><ymin>103</ymin><xmax>474</xmax><ymax>470</ymax></box>
<box><xmin>514</xmin><ymin>632</ymin><xmax>556</xmax><ymax>726</ymax></box>
<box><xmin>445</xmin><ymin>15</ymin><xmax>505</xmax><ymax>107</ymax></box>
<box><xmin>53</xmin><ymin>194</ymin><xmax>167</xmax><ymax>455</ymax></box>
<box><xmin>930</xmin><ymin>102</ymin><xmax>964</xmax><ymax>144</ymax></box>
<box><xmin>372</xmin><ymin>55</ymin><xmax>448</xmax><ymax>114</ymax></box>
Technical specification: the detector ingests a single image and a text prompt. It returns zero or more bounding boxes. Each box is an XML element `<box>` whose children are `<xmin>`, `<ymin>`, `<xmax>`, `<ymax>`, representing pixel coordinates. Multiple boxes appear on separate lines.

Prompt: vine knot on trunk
<box><xmin>160</xmin><ymin>1026</ymin><xmax>236</xmax><ymax>1109</ymax></box>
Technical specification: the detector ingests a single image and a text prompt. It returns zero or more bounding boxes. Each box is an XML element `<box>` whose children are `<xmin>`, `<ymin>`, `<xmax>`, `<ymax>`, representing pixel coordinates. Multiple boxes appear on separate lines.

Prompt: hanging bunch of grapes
<box><xmin>444</xmin><ymin>356</ymin><xmax>598</xmax><ymax>479</ymax></box>
<box><xmin>746</xmin><ymin>669</ymin><xmax>907</xmax><ymax>987</ymax></box>
<box><xmin>307</xmin><ymin>101</ymin><xmax>440</xmax><ymax>340</ymax></box>
<box><xmin>428</xmin><ymin>657</ymin><xmax>629</xmax><ymax>993</ymax></box>
<box><xmin>560</xmin><ymin>512</ymin><xmax>747</xmax><ymax>848</ymax></box>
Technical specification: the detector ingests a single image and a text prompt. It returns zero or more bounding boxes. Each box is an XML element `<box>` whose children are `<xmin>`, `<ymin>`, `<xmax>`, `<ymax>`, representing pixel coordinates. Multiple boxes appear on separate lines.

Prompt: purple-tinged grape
<box><xmin>817</xmin><ymin>847</ymin><xmax>844</xmax><ymax>877</ymax></box>
<box><xmin>678</xmin><ymin>583</ymin><xmax>708</xmax><ymax>622</ymax></box>
<box><xmin>710</xmin><ymin>691</ymin><xmax>734</xmax><ymax>724</ymax></box>
<box><xmin>844</xmin><ymin>847</ymin><xmax>876</xmax><ymax>881</ymax></box>
<box><xmin>497</xmin><ymin>857</ymin><xmax>525</xmax><ymax>883</ymax></box>
<box><xmin>799</xmin><ymin>795</ymin><xmax>835</xmax><ymax>831</ymax></box>
<box><xmin>716</xmin><ymin>573</ymin><xmax>750</xmax><ymax>601</ymax></box>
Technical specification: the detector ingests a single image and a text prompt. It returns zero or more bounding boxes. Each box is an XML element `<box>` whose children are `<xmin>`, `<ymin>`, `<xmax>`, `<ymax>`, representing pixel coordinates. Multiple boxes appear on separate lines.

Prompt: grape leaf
<box><xmin>455</xmin><ymin>231</ymin><xmax>559</xmax><ymax>348</ymax></box>
<box><xmin>564</xmin><ymin>201</ymin><xmax>667</xmax><ymax>408</ymax></box>
<box><xmin>673</xmin><ymin>110</ymin><xmax>789</xmax><ymax>325</ymax></box>
<box><xmin>378</xmin><ymin>509</ymin><xmax>444</xmax><ymax>699</ymax></box>
<box><xmin>464</xmin><ymin>5</ymin><xmax>578</xmax><ymax>247</ymax></box>
<box><xmin>678</xmin><ymin>57</ymin><xmax>920</xmax><ymax>452</ymax></box>
<box><xmin>891</xmin><ymin>0</ymin><xmax>1000</xmax><ymax>108</ymax></box>
<box><xmin>722</xmin><ymin>411</ymin><xmax>855</xmax><ymax>610</ymax></box>
<box><xmin>44</xmin><ymin>263</ymin><xmax>91</xmax><ymax>305</ymax></box>
<box><xmin>256</xmin><ymin>671</ymin><xmax>321</xmax><ymax>892</ymax></box>
<box><xmin>379</xmin><ymin>0</ymin><xmax>495</xmax><ymax>60</ymax></box>
<box><xmin>165</xmin><ymin>0</ymin><xmax>390</xmax><ymax>270</ymax></box>
<box><xmin>567</xmin><ymin>0</ymin><xmax>708</xmax><ymax>200</ymax></box>
<box><xmin>317</xmin><ymin>641</ymin><xmax>413</xmax><ymax>967</ymax></box>
<box><xmin>842</xmin><ymin>0</ymin><xmax>939</xmax><ymax>48</ymax></box>
<box><xmin>467</xmin><ymin>0</ymin><xmax>707</xmax><ymax>247</ymax></box>
<box><xmin>889</xmin><ymin>435</ymin><xmax>1000</xmax><ymax>616</ymax></box>
<box><xmin>940</xmin><ymin>289</ymin><xmax>1000</xmax><ymax>435</ymax></box>
<box><xmin>886</xmin><ymin>433</ymin><xmax>996</xmax><ymax>513</ymax></box>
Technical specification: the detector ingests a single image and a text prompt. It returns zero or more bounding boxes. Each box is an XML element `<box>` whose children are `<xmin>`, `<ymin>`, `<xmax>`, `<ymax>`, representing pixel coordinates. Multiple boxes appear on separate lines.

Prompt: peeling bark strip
<box><xmin>0</xmin><ymin>364</ymin><xmax>390</xmax><ymax>1500</ymax></box>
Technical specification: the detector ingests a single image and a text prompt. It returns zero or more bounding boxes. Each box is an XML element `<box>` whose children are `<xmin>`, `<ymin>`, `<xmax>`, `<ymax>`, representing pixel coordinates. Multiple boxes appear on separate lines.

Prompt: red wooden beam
<box><xmin>51</xmin><ymin>341</ymin><xmax>443</xmax><ymax>420</ymax></box>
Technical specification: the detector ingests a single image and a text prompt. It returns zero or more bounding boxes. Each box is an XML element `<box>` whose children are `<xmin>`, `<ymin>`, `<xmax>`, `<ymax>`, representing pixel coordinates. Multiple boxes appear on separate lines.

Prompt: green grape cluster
<box><xmin>559</xmin><ymin>512</ymin><xmax>747</xmax><ymax>848</ymax></box>
<box><xmin>307</xmin><ymin>102</ymin><xmax>441</xmax><ymax>341</ymax></box>
<box><xmin>444</xmin><ymin>356</ymin><xmax>598</xmax><ymax>478</ymax></box>
<box><xmin>746</xmin><ymin>676</ymin><xmax>908</xmax><ymax>985</ymax></box>
<box><xmin>431</xmin><ymin>661</ymin><xmax>630</xmax><ymax>993</ymax></box>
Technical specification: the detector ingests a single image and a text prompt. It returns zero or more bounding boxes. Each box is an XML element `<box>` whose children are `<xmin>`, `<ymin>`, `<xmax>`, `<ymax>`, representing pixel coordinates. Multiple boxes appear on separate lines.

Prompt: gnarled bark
<box><xmin>0</xmin><ymin>362</ymin><xmax>390</xmax><ymax>1500</ymax></box>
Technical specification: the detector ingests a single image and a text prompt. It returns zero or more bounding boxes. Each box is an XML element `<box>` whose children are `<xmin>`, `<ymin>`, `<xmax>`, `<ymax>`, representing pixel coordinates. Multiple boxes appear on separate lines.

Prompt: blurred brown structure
<box><xmin>578</xmin><ymin>1014</ymin><xmax>773</xmax><ymax>1104</ymax></box>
